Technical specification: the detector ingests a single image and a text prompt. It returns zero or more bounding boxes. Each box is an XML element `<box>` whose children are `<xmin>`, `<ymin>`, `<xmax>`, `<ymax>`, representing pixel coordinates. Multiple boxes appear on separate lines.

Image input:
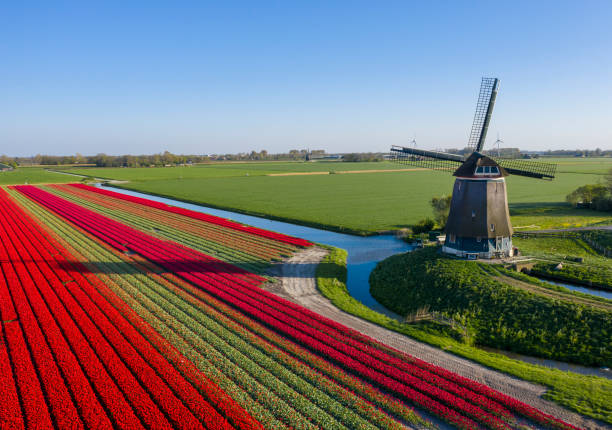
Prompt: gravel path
<box><xmin>268</xmin><ymin>246</ymin><xmax>607</xmax><ymax>430</ymax></box>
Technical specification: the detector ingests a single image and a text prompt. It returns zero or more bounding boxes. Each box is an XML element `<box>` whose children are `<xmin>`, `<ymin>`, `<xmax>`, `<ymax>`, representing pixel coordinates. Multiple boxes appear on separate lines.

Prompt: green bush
<box><xmin>412</xmin><ymin>218</ymin><xmax>435</xmax><ymax>234</ymax></box>
<box><xmin>370</xmin><ymin>247</ymin><xmax>612</xmax><ymax>367</ymax></box>
<box><xmin>566</xmin><ymin>183</ymin><xmax>611</xmax><ymax>210</ymax></box>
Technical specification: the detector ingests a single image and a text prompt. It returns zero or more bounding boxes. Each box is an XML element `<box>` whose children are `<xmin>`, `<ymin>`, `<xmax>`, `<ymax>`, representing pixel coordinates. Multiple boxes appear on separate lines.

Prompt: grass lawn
<box><xmin>0</xmin><ymin>167</ymin><xmax>75</xmax><ymax>185</ymax></box>
<box><xmin>548</xmin><ymin>157</ymin><xmax>612</xmax><ymax>175</ymax></box>
<box><xmin>58</xmin><ymin>161</ymin><xmax>413</xmax><ymax>181</ymax></box>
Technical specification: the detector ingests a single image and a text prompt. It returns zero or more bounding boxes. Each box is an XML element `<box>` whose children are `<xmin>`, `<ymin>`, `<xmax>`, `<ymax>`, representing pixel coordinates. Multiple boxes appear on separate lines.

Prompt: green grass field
<box><xmin>114</xmin><ymin>170</ymin><xmax>612</xmax><ymax>233</ymax></box>
<box><xmin>51</xmin><ymin>158</ymin><xmax>612</xmax><ymax>233</ymax></box>
<box><xmin>59</xmin><ymin>161</ymin><xmax>410</xmax><ymax>181</ymax></box>
<box><xmin>0</xmin><ymin>167</ymin><xmax>75</xmax><ymax>185</ymax></box>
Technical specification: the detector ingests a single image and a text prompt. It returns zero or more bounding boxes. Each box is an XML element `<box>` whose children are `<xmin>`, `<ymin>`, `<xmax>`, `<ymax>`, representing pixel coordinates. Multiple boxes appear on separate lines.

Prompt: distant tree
<box><xmin>430</xmin><ymin>195</ymin><xmax>452</xmax><ymax>228</ymax></box>
<box><xmin>75</xmin><ymin>153</ymin><xmax>86</xmax><ymax>164</ymax></box>
<box><xmin>566</xmin><ymin>184</ymin><xmax>608</xmax><ymax>207</ymax></box>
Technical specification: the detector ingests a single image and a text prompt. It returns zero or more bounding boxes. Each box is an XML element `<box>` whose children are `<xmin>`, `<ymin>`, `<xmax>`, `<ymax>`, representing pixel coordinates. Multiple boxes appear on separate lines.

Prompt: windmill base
<box><xmin>442</xmin><ymin>236</ymin><xmax>513</xmax><ymax>260</ymax></box>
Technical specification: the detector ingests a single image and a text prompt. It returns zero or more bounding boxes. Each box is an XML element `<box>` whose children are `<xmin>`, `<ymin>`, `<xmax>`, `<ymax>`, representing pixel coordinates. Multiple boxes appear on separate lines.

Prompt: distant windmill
<box><xmin>409</xmin><ymin>133</ymin><xmax>417</xmax><ymax>149</ymax></box>
<box><xmin>494</xmin><ymin>133</ymin><xmax>504</xmax><ymax>157</ymax></box>
<box><xmin>391</xmin><ymin>78</ymin><xmax>556</xmax><ymax>259</ymax></box>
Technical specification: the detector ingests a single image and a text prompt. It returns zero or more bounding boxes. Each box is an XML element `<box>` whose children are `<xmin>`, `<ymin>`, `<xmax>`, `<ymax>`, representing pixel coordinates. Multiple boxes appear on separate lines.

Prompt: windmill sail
<box><xmin>467</xmin><ymin>77</ymin><xmax>499</xmax><ymax>153</ymax></box>
<box><xmin>390</xmin><ymin>145</ymin><xmax>463</xmax><ymax>172</ymax></box>
<box><xmin>493</xmin><ymin>158</ymin><xmax>556</xmax><ymax>179</ymax></box>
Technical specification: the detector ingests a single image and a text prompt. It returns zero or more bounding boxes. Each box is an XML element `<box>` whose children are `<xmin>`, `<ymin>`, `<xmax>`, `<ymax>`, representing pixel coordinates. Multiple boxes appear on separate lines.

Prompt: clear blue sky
<box><xmin>1</xmin><ymin>1</ymin><xmax>611</xmax><ymax>156</ymax></box>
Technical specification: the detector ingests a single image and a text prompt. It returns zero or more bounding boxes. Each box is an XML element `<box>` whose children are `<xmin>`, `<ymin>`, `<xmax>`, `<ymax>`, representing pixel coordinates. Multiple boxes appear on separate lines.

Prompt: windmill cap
<box><xmin>453</xmin><ymin>152</ymin><xmax>509</xmax><ymax>177</ymax></box>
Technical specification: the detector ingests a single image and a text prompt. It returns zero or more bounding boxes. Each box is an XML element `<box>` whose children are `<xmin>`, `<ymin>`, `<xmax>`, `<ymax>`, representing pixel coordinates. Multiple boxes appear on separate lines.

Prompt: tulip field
<box><xmin>0</xmin><ymin>183</ymin><xmax>579</xmax><ymax>429</ymax></box>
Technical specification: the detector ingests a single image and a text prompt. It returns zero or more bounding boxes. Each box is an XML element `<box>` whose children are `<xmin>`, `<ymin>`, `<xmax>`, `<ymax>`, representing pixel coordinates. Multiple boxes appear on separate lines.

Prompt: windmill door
<box><xmin>495</xmin><ymin>236</ymin><xmax>502</xmax><ymax>251</ymax></box>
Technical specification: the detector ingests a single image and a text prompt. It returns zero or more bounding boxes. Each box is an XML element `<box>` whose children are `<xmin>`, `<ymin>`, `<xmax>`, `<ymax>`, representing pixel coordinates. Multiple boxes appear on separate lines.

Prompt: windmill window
<box><xmin>490</xmin><ymin>223</ymin><xmax>495</xmax><ymax>232</ymax></box>
<box><xmin>484</xmin><ymin>166</ymin><xmax>490</xmax><ymax>174</ymax></box>
<box><xmin>471</xmin><ymin>210</ymin><xmax>476</xmax><ymax>219</ymax></box>
<box><xmin>449</xmin><ymin>234</ymin><xmax>456</xmax><ymax>243</ymax></box>
<box><xmin>476</xmin><ymin>236</ymin><xmax>481</xmax><ymax>242</ymax></box>
<box><xmin>491</xmin><ymin>166</ymin><xmax>499</xmax><ymax>174</ymax></box>
<box><xmin>475</xmin><ymin>166</ymin><xmax>484</xmax><ymax>174</ymax></box>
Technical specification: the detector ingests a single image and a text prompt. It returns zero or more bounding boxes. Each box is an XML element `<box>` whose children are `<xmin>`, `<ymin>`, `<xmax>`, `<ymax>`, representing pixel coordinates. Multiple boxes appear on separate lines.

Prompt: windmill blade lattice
<box><xmin>467</xmin><ymin>77</ymin><xmax>499</xmax><ymax>153</ymax></box>
<box><xmin>493</xmin><ymin>158</ymin><xmax>557</xmax><ymax>179</ymax></box>
<box><xmin>390</xmin><ymin>146</ymin><xmax>464</xmax><ymax>172</ymax></box>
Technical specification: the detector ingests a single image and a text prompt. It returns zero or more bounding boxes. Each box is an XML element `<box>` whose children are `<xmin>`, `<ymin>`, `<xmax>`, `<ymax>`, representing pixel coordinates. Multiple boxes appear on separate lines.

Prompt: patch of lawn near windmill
<box><xmin>548</xmin><ymin>157</ymin><xmax>612</xmax><ymax>175</ymax></box>
<box><xmin>113</xmin><ymin>167</ymin><xmax>612</xmax><ymax>234</ymax></box>
<box><xmin>318</xmin><ymin>245</ymin><xmax>612</xmax><ymax>424</ymax></box>
<box><xmin>0</xmin><ymin>167</ymin><xmax>74</xmax><ymax>185</ymax></box>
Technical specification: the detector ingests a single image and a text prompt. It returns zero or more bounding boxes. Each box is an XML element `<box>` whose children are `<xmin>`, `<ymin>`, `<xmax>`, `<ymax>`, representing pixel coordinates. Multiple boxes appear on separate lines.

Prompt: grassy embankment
<box><xmin>59</xmin><ymin>158</ymin><xmax>612</xmax><ymax>234</ymax></box>
<box><xmin>0</xmin><ymin>167</ymin><xmax>74</xmax><ymax>185</ymax></box>
<box><xmin>316</xmin><ymin>246</ymin><xmax>612</xmax><ymax>424</ymax></box>
<box><xmin>370</xmin><ymin>247</ymin><xmax>611</xmax><ymax>366</ymax></box>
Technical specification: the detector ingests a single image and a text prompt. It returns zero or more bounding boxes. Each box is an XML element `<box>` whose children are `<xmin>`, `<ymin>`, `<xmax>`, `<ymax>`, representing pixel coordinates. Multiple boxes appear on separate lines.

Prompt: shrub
<box><xmin>412</xmin><ymin>218</ymin><xmax>435</xmax><ymax>234</ymax></box>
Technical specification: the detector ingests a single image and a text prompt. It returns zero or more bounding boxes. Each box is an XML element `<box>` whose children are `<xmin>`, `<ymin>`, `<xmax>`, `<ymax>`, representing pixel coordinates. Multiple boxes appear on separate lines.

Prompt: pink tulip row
<box><xmin>70</xmin><ymin>183</ymin><xmax>313</xmax><ymax>247</ymax></box>
<box><xmin>0</xmin><ymin>188</ymin><xmax>261</xmax><ymax>429</ymax></box>
<box><xmin>15</xmin><ymin>185</ymin><xmax>578</xmax><ymax>430</ymax></box>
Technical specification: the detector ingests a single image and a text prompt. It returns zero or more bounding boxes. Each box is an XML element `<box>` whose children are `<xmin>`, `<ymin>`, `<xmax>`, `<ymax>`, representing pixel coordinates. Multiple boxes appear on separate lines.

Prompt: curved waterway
<box><xmin>541</xmin><ymin>279</ymin><xmax>612</xmax><ymax>300</ymax></box>
<box><xmin>98</xmin><ymin>185</ymin><xmax>611</xmax><ymax>378</ymax></box>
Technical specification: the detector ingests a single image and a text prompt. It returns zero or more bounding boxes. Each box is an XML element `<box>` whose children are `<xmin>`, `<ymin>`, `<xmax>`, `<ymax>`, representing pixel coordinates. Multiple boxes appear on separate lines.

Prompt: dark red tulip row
<box><xmin>15</xmin><ymin>185</ymin><xmax>579</xmax><ymax>430</ymax></box>
<box><xmin>70</xmin><ymin>183</ymin><xmax>313</xmax><ymax>247</ymax></box>
<box><xmin>0</xmin><ymin>188</ymin><xmax>261</xmax><ymax>429</ymax></box>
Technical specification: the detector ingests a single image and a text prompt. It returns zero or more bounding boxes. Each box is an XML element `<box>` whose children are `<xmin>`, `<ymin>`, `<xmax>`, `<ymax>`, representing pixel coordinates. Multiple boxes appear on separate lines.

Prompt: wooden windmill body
<box><xmin>391</xmin><ymin>78</ymin><xmax>556</xmax><ymax>260</ymax></box>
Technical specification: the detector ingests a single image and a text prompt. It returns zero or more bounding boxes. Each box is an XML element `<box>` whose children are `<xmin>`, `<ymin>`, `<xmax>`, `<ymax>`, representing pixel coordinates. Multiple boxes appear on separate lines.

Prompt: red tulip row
<box><xmin>15</xmin><ymin>185</ymin><xmax>578</xmax><ymax>430</ymax></box>
<box><xmin>70</xmin><ymin>183</ymin><xmax>313</xmax><ymax>247</ymax></box>
<box><xmin>0</xmin><ymin>188</ymin><xmax>259</xmax><ymax>429</ymax></box>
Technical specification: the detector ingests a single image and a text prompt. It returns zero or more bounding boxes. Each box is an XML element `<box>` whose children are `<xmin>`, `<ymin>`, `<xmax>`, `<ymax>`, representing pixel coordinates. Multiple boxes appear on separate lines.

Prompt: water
<box><xmin>98</xmin><ymin>185</ymin><xmax>412</xmax><ymax>315</ymax></box>
<box><xmin>540</xmin><ymin>278</ymin><xmax>612</xmax><ymax>300</ymax></box>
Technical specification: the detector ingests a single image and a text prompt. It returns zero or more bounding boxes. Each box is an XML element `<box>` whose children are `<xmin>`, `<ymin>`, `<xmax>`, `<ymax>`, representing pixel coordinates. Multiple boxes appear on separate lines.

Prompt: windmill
<box><xmin>391</xmin><ymin>78</ymin><xmax>556</xmax><ymax>259</ymax></box>
<box><xmin>494</xmin><ymin>133</ymin><xmax>503</xmax><ymax>157</ymax></box>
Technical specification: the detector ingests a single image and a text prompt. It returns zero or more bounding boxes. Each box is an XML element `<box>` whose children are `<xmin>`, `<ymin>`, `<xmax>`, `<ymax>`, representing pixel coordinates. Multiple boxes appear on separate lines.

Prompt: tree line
<box><xmin>0</xmin><ymin>149</ymin><xmax>333</xmax><ymax>168</ymax></box>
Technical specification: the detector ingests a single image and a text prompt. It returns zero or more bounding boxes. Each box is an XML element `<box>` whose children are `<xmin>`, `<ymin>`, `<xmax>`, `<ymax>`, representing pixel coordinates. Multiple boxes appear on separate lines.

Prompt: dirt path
<box><xmin>269</xmin><ymin>246</ymin><xmax>605</xmax><ymax>429</ymax></box>
<box><xmin>267</xmin><ymin>168</ymin><xmax>425</xmax><ymax>176</ymax></box>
